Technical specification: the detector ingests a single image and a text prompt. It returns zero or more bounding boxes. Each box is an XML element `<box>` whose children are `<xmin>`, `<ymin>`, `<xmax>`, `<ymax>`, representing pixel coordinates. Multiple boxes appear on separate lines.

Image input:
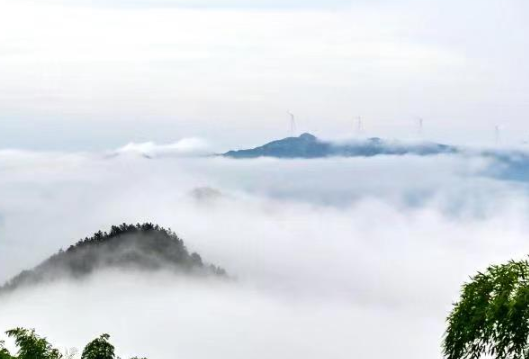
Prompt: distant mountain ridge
<box><xmin>223</xmin><ymin>133</ymin><xmax>458</xmax><ymax>159</ymax></box>
<box><xmin>0</xmin><ymin>223</ymin><xmax>226</xmax><ymax>294</ymax></box>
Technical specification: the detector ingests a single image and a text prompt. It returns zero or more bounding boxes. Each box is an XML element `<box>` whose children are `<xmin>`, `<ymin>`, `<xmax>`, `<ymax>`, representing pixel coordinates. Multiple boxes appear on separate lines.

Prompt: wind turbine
<box><xmin>494</xmin><ymin>125</ymin><xmax>501</xmax><ymax>145</ymax></box>
<box><xmin>417</xmin><ymin>117</ymin><xmax>424</xmax><ymax>138</ymax></box>
<box><xmin>355</xmin><ymin>116</ymin><xmax>364</xmax><ymax>136</ymax></box>
<box><xmin>288</xmin><ymin>111</ymin><xmax>297</xmax><ymax>137</ymax></box>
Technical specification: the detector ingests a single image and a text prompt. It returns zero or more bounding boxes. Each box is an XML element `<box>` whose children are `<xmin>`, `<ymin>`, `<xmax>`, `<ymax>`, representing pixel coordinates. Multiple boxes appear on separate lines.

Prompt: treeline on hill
<box><xmin>1</xmin><ymin>223</ymin><xmax>226</xmax><ymax>293</ymax></box>
<box><xmin>0</xmin><ymin>328</ymin><xmax>145</xmax><ymax>359</ymax></box>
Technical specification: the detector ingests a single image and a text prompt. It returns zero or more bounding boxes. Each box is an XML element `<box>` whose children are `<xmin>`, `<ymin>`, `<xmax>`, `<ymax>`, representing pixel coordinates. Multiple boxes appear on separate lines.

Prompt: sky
<box><xmin>0</xmin><ymin>0</ymin><xmax>528</xmax><ymax>150</ymax></box>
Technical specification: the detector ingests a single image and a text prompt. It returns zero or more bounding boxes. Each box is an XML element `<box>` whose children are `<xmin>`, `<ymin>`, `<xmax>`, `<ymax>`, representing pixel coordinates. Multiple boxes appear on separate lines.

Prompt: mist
<box><xmin>1</xmin><ymin>144</ymin><xmax>529</xmax><ymax>358</ymax></box>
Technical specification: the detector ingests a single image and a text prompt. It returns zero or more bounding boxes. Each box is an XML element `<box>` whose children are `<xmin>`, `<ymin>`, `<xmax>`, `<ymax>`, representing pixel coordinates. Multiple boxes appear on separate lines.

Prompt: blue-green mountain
<box><xmin>223</xmin><ymin>133</ymin><xmax>458</xmax><ymax>159</ymax></box>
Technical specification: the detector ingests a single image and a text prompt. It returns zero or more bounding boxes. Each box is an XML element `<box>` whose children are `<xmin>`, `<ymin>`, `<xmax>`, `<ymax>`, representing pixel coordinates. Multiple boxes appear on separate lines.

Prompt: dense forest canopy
<box><xmin>0</xmin><ymin>223</ymin><xmax>226</xmax><ymax>294</ymax></box>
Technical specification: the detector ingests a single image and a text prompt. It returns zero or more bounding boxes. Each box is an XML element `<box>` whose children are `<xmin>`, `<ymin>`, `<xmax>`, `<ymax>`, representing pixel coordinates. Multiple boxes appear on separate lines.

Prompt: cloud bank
<box><xmin>115</xmin><ymin>137</ymin><xmax>210</xmax><ymax>157</ymax></box>
<box><xmin>1</xmin><ymin>147</ymin><xmax>529</xmax><ymax>358</ymax></box>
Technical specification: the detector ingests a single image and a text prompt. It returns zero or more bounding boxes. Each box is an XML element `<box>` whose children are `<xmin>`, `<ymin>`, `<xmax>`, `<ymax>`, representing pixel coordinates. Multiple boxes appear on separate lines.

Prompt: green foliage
<box><xmin>1</xmin><ymin>329</ymin><xmax>146</xmax><ymax>359</ymax></box>
<box><xmin>6</xmin><ymin>328</ymin><xmax>62</xmax><ymax>359</ymax></box>
<box><xmin>81</xmin><ymin>334</ymin><xmax>115</xmax><ymax>359</ymax></box>
<box><xmin>0</xmin><ymin>340</ymin><xmax>15</xmax><ymax>359</ymax></box>
<box><xmin>444</xmin><ymin>259</ymin><xmax>529</xmax><ymax>359</ymax></box>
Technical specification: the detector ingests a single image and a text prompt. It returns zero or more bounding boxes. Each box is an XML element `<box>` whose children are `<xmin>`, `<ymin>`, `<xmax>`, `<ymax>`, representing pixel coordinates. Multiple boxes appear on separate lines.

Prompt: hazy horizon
<box><xmin>1</xmin><ymin>0</ymin><xmax>529</xmax><ymax>150</ymax></box>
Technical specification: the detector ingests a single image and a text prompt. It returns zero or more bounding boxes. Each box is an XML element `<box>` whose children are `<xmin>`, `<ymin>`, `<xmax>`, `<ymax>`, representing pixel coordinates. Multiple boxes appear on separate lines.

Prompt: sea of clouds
<box><xmin>1</xmin><ymin>141</ymin><xmax>529</xmax><ymax>358</ymax></box>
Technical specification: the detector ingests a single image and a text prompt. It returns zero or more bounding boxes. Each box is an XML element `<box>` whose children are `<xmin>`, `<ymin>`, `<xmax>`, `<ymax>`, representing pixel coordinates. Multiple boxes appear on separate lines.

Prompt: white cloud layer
<box><xmin>116</xmin><ymin>137</ymin><xmax>210</xmax><ymax>157</ymax></box>
<box><xmin>1</xmin><ymin>149</ymin><xmax>529</xmax><ymax>358</ymax></box>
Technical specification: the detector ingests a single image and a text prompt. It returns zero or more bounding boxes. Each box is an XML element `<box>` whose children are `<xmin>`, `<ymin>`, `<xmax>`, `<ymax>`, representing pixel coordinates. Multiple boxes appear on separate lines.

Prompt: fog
<box><xmin>1</xmin><ymin>145</ymin><xmax>529</xmax><ymax>358</ymax></box>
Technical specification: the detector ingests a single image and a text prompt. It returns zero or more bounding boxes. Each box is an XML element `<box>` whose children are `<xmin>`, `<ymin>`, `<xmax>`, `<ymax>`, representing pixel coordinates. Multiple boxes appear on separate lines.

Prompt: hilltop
<box><xmin>223</xmin><ymin>133</ymin><xmax>457</xmax><ymax>159</ymax></box>
<box><xmin>0</xmin><ymin>223</ymin><xmax>226</xmax><ymax>294</ymax></box>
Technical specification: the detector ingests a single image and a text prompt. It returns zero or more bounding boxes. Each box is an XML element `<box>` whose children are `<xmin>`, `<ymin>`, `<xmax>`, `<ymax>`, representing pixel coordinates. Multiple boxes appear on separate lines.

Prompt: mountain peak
<box><xmin>298</xmin><ymin>133</ymin><xmax>317</xmax><ymax>141</ymax></box>
<box><xmin>223</xmin><ymin>134</ymin><xmax>457</xmax><ymax>159</ymax></box>
<box><xmin>0</xmin><ymin>223</ymin><xmax>226</xmax><ymax>294</ymax></box>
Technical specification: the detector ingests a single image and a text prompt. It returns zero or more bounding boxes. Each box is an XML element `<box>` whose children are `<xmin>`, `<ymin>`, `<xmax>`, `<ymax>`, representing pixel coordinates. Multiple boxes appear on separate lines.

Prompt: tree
<box><xmin>81</xmin><ymin>334</ymin><xmax>115</xmax><ymax>359</ymax></box>
<box><xmin>444</xmin><ymin>259</ymin><xmax>529</xmax><ymax>359</ymax></box>
<box><xmin>0</xmin><ymin>341</ymin><xmax>15</xmax><ymax>359</ymax></box>
<box><xmin>0</xmin><ymin>329</ymin><xmax>146</xmax><ymax>359</ymax></box>
<box><xmin>5</xmin><ymin>328</ymin><xmax>62</xmax><ymax>359</ymax></box>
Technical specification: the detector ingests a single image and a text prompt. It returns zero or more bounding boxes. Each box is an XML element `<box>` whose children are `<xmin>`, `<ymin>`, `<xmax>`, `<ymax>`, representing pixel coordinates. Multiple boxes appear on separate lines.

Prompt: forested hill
<box><xmin>223</xmin><ymin>133</ymin><xmax>458</xmax><ymax>159</ymax></box>
<box><xmin>0</xmin><ymin>223</ymin><xmax>226</xmax><ymax>294</ymax></box>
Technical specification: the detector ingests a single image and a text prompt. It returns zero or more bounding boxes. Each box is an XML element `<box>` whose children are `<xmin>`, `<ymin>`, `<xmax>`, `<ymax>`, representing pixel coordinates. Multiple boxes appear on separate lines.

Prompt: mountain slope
<box><xmin>223</xmin><ymin>133</ymin><xmax>457</xmax><ymax>159</ymax></box>
<box><xmin>1</xmin><ymin>223</ymin><xmax>226</xmax><ymax>294</ymax></box>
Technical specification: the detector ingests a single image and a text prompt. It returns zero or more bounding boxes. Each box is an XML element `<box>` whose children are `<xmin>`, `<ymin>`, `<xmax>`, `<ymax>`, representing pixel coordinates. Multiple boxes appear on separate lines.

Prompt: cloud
<box><xmin>30</xmin><ymin>0</ymin><xmax>355</xmax><ymax>9</ymax></box>
<box><xmin>1</xmin><ymin>149</ymin><xmax>529</xmax><ymax>358</ymax></box>
<box><xmin>115</xmin><ymin>138</ymin><xmax>211</xmax><ymax>157</ymax></box>
<box><xmin>1</xmin><ymin>271</ymin><xmax>437</xmax><ymax>359</ymax></box>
